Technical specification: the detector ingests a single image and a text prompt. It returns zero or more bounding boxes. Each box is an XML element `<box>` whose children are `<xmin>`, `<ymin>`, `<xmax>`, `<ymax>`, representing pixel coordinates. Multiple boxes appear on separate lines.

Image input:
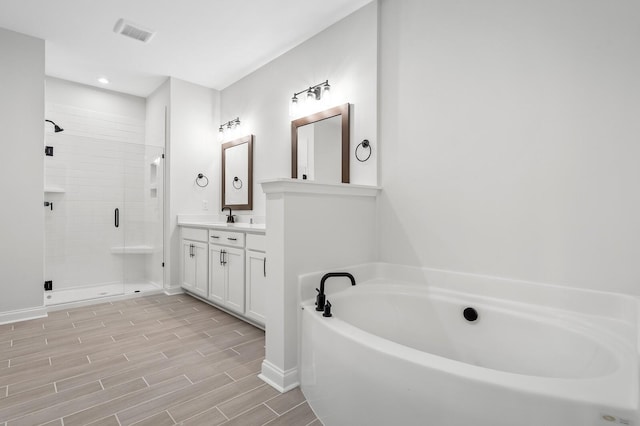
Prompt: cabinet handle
<box><xmin>227</xmin><ymin>237</ymin><xmax>237</xmax><ymax>241</ymax></box>
<box><xmin>114</xmin><ymin>208</ymin><xmax>119</xmax><ymax>228</ymax></box>
<box><xmin>211</xmin><ymin>235</ymin><xmax>220</xmax><ymax>239</ymax></box>
<box><xmin>223</xmin><ymin>250</ymin><xmax>227</xmax><ymax>265</ymax></box>
<box><xmin>190</xmin><ymin>244</ymin><xmax>194</xmax><ymax>257</ymax></box>
<box><xmin>219</xmin><ymin>249</ymin><xmax>223</xmax><ymax>265</ymax></box>
<box><xmin>263</xmin><ymin>257</ymin><xmax>266</xmax><ymax>277</ymax></box>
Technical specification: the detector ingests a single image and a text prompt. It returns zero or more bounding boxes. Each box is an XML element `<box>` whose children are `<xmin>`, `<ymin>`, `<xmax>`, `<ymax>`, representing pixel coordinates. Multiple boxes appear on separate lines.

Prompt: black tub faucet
<box><xmin>315</xmin><ymin>272</ymin><xmax>356</xmax><ymax>312</ymax></box>
<box><xmin>222</xmin><ymin>206</ymin><xmax>234</xmax><ymax>223</ymax></box>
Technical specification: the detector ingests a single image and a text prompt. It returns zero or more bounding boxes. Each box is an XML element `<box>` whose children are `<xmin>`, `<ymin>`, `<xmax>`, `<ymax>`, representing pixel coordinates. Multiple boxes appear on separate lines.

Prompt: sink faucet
<box><xmin>315</xmin><ymin>272</ymin><xmax>356</xmax><ymax>312</ymax></box>
<box><xmin>222</xmin><ymin>206</ymin><xmax>234</xmax><ymax>223</ymax></box>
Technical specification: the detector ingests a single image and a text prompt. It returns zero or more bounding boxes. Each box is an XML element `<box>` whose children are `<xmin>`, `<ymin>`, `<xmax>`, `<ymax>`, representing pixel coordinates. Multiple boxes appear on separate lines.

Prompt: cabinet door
<box><xmin>182</xmin><ymin>240</ymin><xmax>196</xmax><ymax>291</ymax></box>
<box><xmin>192</xmin><ymin>241</ymin><xmax>208</xmax><ymax>297</ymax></box>
<box><xmin>224</xmin><ymin>247</ymin><xmax>245</xmax><ymax>315</ymax></box>
<box><xmin>208</xmin><ymin>245</ymin><xmax>225</xmax><ymax>304</ymax></box>
<box><xmin>245</xmin><ymin>250</ymin><xmax>266</xmax><ymax>325</ymax></box>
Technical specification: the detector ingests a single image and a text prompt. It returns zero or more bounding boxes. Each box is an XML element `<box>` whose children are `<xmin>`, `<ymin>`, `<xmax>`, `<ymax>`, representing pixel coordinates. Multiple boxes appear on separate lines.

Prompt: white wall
<box><xmin>167</xmin><ymin>78</ymin><xmax>220</xmax><ymax>288</ymax></box>
<box><xmin>378</xmin><ymin>0</ymin><xmax>640</xmax><ymax>296</ymax></box>
<box><xmin>45</xmin><ymin>77</ymin><xmax>146</xmax><ymax>122</ymax></box>
<box><xmin>221</xmin><ymin>1</ymin><xmax>378</xmax><ymax>217</ymax></box>
<box><xmin>0</xmin><ymin>28</ymin><xmax>45</xmax><ymax>319</ymax></box>
<box><xmin>146</xmin><ymin>78</ymin><xmax>169</xmax><ymax>149</ymax></box>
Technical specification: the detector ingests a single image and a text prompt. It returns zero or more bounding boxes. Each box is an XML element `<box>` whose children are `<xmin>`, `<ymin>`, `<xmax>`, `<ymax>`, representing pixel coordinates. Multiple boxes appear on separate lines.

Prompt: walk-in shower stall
<box><xmin>43</xmin><ymin>114</ymin><xmax>164</xmax><ymax>305</ymax></box>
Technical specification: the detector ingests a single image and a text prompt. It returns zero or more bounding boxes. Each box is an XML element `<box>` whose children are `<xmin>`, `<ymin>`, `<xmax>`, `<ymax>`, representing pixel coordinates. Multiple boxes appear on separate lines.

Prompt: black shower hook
<box><xmin>355</xmin><ymin>139</ymin><xmax>372</xmax><ymax>162</ymax></box>
<box><xmin>232</xmin><ymin>176</ymin><xmax>243</xmax><ymax>189</ymax></box>
<box><xmin>196</xmin><ymin>173</ymin><xmax>209</xmax><ymax>187</ymax></box>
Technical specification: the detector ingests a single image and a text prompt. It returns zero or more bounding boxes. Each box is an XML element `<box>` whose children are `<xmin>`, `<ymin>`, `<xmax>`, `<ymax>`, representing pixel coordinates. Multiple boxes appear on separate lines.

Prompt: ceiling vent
<box><xmin>113</xmin><ymin>18</ymin><xmax>156</xmax><ymax>43</ymax></box>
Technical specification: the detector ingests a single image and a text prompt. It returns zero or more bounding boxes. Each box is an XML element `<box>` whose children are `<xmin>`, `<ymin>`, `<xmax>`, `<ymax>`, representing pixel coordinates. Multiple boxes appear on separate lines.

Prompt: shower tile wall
<box><xmin>44</xmin><ymin>104</ymin><xmax>163</xmax><ymax>291</ymax></box>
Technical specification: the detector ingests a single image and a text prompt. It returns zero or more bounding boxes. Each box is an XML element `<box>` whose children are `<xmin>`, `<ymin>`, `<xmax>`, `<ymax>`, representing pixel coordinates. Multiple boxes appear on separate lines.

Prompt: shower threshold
<box><xmin>44</xmin><ymin>282</ymin><xmax>163</xmax><ymax>307</ymax></box>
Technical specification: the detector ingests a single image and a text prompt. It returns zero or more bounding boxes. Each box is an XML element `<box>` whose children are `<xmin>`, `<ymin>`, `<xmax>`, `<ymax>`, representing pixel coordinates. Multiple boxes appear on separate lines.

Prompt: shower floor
<box><xmin>44</xmin><ymin>282</ymin><xmax>163</xmax><ymax>307</ymax></box>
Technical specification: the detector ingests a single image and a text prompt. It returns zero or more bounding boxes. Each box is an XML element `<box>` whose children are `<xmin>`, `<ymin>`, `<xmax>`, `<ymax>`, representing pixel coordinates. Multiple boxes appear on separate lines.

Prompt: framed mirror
<box><xmin>291</xmin><ymin>103</ymin><xmax>350</xmax><ymax>183</ymax></box>
<box><xmin>222</xmin><ymin>135</ymin><xmax>253</xmax><ymax>210</ymax></box>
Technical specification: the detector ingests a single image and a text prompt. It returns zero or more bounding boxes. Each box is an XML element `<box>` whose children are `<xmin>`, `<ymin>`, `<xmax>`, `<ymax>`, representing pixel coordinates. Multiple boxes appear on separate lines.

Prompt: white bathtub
<box><xmin>300</xmin><ymin>268</ymin><xmax>639</xmax><ymax>426</ymax></box>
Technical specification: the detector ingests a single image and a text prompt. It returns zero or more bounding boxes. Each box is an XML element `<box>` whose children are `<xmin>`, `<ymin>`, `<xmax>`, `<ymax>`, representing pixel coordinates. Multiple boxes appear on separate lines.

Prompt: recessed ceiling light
<box><xmin>98</xmin><ymin>77</ymin><xmax>109</xmax><ymax>85</ymax></box>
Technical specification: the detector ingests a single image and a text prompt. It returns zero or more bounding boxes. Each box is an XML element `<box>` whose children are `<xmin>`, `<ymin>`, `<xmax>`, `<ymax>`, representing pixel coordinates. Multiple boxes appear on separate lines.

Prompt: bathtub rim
<box><xmin>301</xmin><ymin>297</ymin><xmax>638</xmax><ymax>411</ymax></box>
<box><xmin>298</xmin><ymin>262</ymin><xmax>640</xmax><ymax>356</ymax></box>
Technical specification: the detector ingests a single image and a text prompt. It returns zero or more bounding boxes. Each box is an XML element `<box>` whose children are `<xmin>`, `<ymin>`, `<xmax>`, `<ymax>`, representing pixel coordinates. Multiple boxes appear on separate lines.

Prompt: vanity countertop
<box><xmin>178</xmin><ymin>219</ymin><xmax>266</xmax><ymax>233</ymax></box>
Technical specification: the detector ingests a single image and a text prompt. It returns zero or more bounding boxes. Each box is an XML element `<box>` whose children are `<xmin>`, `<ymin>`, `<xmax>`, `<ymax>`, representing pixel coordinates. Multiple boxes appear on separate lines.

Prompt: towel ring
<box><xmin>196</xmin><ymin>173</ymin><xmax>209</xmax><ymax>187</ymax></box>
<box><xmin>232</xmin><ymin>176</ymin><xmax>243</xmax><ymax>189</ymax></box>
<box><xmin>355</xmin><ymin>139</ymin><xmax>372</xmax><ymax>162</ymax></box>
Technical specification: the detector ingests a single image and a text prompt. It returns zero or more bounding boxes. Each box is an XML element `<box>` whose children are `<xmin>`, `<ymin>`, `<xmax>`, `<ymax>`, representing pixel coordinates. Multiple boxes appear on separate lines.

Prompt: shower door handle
<box><xmin>114</xmin><ymin>208</ymin><xmax>119</xmax><ymax>228</ymax></box>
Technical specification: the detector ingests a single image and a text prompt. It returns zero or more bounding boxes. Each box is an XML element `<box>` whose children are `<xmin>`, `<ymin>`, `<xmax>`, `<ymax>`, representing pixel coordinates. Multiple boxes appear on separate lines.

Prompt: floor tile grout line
<box><xmin>263</xmin><ymin>402</ymin><xmax>280</xmax><ymax>417</ymax></box>
<box><xmin>3</xmin><ymin>353</ymin><xmax>130</xmax><ymax>400</ymax></box>
<box><xmin>165</xmin><ymin>409</ymin><xmax>178</xmax><ymax>424</ymax></box>
<box><xmin>11</xmin><ymin>376</ymin><xmax>153</xmax><ymax>425</ymax></box>
<box><xmin>274</xmin><ymin>400</ymin><xmax>311</xmax><ymax>418</ymax></box>
<box><xmin>77</xmin><ymin>374</ymin><xmax>190</xmax><ymax>425</ymax></box>
<box><xmin>213</xmin><ymin>383</ymin><xmax>272</xmax><ymax>420</ymax></box>
<box><xmin>164</xmin><ymin>372</ymin><xmax>263</xmax><ymax>423</ymax></box>
<box><xmin>5</xmin><ymin>380</ymin><xmax>120</xmax><ymax>424</ymax></box>
<box><xmin>217</xmin><ymin>406</ymin><xmax>230</xmax><ymax>421</ymax></box>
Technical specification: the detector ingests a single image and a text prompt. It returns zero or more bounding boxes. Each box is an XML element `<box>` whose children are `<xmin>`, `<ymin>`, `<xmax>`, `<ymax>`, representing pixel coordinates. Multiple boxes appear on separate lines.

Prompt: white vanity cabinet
<box><xmin>179</xmin><ymin>223</ymin><xmax>265</xmax><ymax>328</ymax></box>
<box><xmin>208</xmin><ymin>229</ymin><xmax>246</xmax><ymax>315</ymax></box>
<box><xmin>245</xmin><ymin>234</ymin><xmax>267</xmax><ymax>325</ymax></box>
<box><xmin>181</xmin><ymin>228</ymin><xmax>208</xmax><ymax>298</ymax></box>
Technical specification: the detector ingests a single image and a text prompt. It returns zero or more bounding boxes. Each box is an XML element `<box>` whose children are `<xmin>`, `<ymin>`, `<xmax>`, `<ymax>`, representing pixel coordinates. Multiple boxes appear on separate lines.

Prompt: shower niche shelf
<box><xmin>44</xmin><ymin>187</ymin><xmax>65</xmax><ymax>193</ymax></box>
<box><xmin>110</xmin><ymin>245</ymin><xmax>155</xmax><ymax>255</ymax></box>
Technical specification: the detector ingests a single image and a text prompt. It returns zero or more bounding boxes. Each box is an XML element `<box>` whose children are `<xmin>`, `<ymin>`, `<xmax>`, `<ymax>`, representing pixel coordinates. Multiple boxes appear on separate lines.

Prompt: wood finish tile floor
<box><xmin>0</xmin><ymin>294</ymin><xmax>320</xmax><ymax>426</ymax></box>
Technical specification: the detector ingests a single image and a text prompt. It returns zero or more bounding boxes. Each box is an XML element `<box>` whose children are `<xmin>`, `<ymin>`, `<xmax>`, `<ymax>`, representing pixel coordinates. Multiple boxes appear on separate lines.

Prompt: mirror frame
<box><xmin>291</xmin><ymin>103</ymin><xmax>350</xmax><ymax>183</ymax></box>
<box><xmin>222</xmin><ymin>134</ymin><xmax>253</xmax><ymax>210</ymax></box>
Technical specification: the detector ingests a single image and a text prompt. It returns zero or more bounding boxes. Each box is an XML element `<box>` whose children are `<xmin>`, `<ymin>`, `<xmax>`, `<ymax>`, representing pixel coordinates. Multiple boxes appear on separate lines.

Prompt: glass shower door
<box><xmin>121</xmin><ymin>144</ymin><xmax>165</xmax><ymax>294</ymax></box>
<box><xmin>44</xmin><ymin>133</ymin><xmax>126</xmax><ymax>305</ymax></box>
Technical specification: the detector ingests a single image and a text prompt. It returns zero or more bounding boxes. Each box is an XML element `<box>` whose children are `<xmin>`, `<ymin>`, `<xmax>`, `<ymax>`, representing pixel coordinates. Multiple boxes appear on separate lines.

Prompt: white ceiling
<box><xmin>0</xmin><ymin>0</ymin><xmax>373</xmax><ymax>97</ymax></box>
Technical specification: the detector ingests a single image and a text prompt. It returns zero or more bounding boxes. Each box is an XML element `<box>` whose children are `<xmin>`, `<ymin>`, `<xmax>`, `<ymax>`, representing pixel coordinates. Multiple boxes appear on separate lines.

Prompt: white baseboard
<box><xmin>164</xmin><ymin>286</ymin><xmax>184</xmax><ymax>296</ymax></box>
<box><xmin>0</xmin><ymin>306</ymin><xmax>48</xmax><ymax>325</ymax></box>
<box><xmin>259</xmin><ymin>360</ymin><xmax>299</xmax><ymax>393</ymax></box>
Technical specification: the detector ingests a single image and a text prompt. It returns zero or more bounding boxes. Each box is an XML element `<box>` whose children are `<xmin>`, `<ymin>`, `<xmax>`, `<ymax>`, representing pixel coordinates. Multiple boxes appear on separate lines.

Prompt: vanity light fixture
<box><xmin>218</xmin><ymin>117</ymin><xmax>242</xmax><ymax>142</ymax></box>
<box><xmin>289</xmin><ymin>80</ymin><xmax>331</xmax><ymax>117</ymax></box>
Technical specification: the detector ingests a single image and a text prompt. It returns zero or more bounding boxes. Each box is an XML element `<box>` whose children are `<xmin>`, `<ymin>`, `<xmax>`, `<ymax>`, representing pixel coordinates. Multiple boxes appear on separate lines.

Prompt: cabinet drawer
<box><xmin>209</xmin><ymin>229</ymin><xmax>245</xmax><ymax>248</ymax></box>
<box><xmin>182</xmin><ymin>227</ymin><xmax>208</xmax><ymax>242</ymax></box>
<box><xmin>246</xmin><ymin>233</ymin><xmax>266</xmax><ymax>252</ymax></box>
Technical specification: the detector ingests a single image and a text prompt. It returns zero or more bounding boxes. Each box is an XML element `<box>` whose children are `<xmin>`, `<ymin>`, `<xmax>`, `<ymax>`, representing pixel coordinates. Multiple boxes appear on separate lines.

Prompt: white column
<box><xmin>259</xmin><ymin>179</ymin><xmax>379</xmax><ymax>391</ymax></box>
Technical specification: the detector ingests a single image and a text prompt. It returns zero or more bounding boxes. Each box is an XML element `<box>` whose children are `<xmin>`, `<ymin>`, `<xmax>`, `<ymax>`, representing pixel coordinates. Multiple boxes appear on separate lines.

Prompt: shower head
<box><xmin>45</xmin><ymin>119</ymin><xmax>64</xmax><ymax>133</ymax></box>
